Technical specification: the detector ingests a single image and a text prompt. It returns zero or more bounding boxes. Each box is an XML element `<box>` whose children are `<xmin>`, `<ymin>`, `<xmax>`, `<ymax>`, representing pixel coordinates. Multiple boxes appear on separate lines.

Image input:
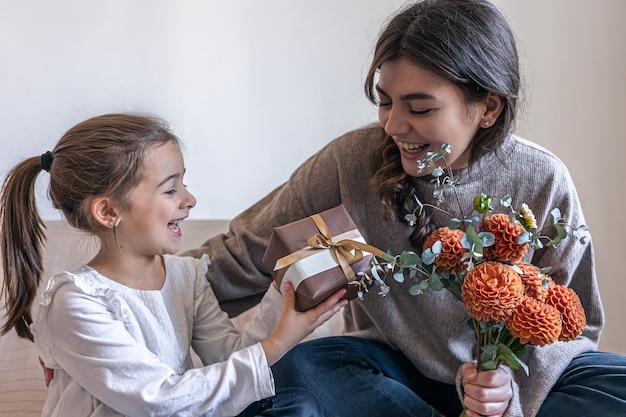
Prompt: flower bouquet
<box><xmin>354</xmin><ymin>145</ymin><xmax>589</xmax><ymax>416</ymax></box>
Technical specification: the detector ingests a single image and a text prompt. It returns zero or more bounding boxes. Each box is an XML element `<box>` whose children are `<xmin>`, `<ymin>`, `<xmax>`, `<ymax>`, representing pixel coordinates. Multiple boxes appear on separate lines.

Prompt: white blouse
<box><xmin>31</xmin><ymin>254</ymin><xmax>282</xmax><ymax>417</ymax></box>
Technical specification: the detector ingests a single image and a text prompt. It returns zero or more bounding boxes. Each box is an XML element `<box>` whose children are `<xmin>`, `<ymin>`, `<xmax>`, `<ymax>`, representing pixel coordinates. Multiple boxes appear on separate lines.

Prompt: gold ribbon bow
<box><xmin>274</xmin><ymin>213</ymin><xmax>386</xmax><ymax>284</ymax></box>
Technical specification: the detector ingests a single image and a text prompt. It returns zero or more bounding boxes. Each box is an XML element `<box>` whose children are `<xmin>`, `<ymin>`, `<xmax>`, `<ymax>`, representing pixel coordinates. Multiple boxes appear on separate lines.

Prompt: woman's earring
<box><xmin>483</xmin><ymin>119</ymin><xmax>493</xmax><ymax>126</ymax></box>
<box><xmin>107</xmin><ymin>219</ymin><xmax>115</xmax><ymax>228</ymax></box>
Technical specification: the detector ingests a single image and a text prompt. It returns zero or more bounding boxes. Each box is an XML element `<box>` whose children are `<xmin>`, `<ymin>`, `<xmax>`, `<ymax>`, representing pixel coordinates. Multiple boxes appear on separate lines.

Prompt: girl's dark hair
<box><xmin>366</xmin><ymin>0</ymin><xmax>520</xmax><ymax>248</ymax></box>
<box><xmin>0</xmin><ymin>113</ymin><xmax>179</xmax><ymax>340</ymax></box>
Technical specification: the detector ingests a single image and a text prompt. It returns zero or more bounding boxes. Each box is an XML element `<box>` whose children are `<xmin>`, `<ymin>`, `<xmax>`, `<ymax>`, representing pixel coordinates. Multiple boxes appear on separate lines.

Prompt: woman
<box><xmin>186</xmin><ymin>1</ymin><xmax>626</xmax><ymax>416</ymax></box>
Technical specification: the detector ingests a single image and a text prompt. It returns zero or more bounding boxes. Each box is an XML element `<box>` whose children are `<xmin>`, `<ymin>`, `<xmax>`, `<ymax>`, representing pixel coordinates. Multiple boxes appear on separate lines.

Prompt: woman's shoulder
<box><xmin>327</xmin><ymin>123</ymin><xmax>386</xmax><ymax>148</ymax></box>
<box><xmin>500</xmin><ymin>135</ymin><xmax>572</xmax><ymax>176</ymax></box>
<box><xmin>305</xmin><ymin>123</ymin><xmax>385</xmax><ymax>171</ymax></box>
<box><xmin>508</xmin><ymin>135</ymin><xmax>566</xmax><ymax>163</ymax></box>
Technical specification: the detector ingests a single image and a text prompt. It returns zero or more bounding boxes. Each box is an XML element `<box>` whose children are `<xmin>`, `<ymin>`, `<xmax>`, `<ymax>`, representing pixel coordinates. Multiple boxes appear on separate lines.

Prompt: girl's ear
<box><xmin>90</xmin><ymin>197</ymin><xmax>121</xmax><ymax>229</ymax></box>
<box><xmin>480</xmin><ymin>93</ymin><xmax>505</xmax><ymax>128</ymax></box>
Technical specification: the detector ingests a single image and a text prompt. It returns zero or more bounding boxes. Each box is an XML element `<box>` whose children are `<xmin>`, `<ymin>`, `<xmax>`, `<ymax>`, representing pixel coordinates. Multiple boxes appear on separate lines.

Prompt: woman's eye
<box><xmin>165</xmin><ymin>189</ymin><xmax>176</xmax><ymax>196</ymax></box>
<box><xmin>409</xmin><ymin>108</ymin><xmax>432</xmax><ymax>116</ymax></box>
<box><xmin>377</xmin><ymin>101</ymin><xmax>392</xmax><ymax>107</ymax></box>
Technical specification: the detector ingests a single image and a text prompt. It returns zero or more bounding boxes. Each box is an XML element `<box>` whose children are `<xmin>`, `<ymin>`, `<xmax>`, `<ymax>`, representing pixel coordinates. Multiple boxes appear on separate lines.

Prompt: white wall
<box><xmin>0</xmin><ymin>0</ymin><xmax>406</xmax><ymax>219</ymax></box>
<box><xmin>2</xmin><ymin>1</ymin><xmax>625</xmax><ymax>354</ymax></box>
<box><xmin>492</xmin><ymin>0</ymin><xmax>626</xmax><ymax>354</ymax></box>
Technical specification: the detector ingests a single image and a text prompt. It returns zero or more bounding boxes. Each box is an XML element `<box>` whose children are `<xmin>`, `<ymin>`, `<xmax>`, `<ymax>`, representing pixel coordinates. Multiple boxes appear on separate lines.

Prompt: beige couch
<box><xmin>0</xmin><ymin>220</ymin><xmax>342</xmax><ymax>416</ymax></box>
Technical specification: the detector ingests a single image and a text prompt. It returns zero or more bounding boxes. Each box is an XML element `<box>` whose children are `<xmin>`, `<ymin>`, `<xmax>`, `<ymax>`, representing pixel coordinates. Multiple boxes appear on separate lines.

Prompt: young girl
<box><xmin>0</xmin><ymin>113</ymin><xmax>346</xmax><ymax>417</ymax></box>
<box><xmin>183</xmin><ymin>1</ymin><xmax>626</xmax><ymax>416</ymax></box>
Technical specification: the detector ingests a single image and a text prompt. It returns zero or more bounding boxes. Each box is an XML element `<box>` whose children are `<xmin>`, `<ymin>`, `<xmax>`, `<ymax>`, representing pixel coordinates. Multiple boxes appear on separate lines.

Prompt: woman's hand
<box><xmin>461</xmin><ymin>363</ymin><xmax>513</xmax><ymax>417</ymax></box>
<box><xmin>261</xmin><ymin>281</ymin><xmax>347</xmax><ymax>366</ymax></box>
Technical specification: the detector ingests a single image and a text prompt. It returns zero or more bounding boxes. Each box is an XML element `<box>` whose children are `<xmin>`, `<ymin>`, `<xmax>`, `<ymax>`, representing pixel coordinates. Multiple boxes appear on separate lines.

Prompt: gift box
<box><xmin>262</xmin><ymin>205</ymin><xmax>384</xmax><ymax>311</ymax></box>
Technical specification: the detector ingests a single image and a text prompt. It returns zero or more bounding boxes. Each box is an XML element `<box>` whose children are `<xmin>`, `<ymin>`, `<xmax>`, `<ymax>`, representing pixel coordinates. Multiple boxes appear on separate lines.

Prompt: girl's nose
<box><xmin>183</xmin><ymin>188</ymin><xmax>197</xmax><ymax>209</ymax></box>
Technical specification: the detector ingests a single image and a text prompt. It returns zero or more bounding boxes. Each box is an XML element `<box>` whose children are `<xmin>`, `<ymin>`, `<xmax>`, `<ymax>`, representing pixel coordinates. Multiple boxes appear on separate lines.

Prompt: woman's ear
<box><xmin>90</xmin><ymin>197</ymin><xmax>120</xmax><ymax>229</ymax></box>
<box><xmin>480</xmin><ymin>93</ymin><xmax>505</xmax><ymax>128</ymax></box>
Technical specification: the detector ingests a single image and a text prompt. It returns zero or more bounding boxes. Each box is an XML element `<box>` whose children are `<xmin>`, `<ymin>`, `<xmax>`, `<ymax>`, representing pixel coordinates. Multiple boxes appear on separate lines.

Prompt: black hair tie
<box><xmin>41</xmin><ymin>151</ymin><xmax>53</xmax><ymax>172</ymax></box>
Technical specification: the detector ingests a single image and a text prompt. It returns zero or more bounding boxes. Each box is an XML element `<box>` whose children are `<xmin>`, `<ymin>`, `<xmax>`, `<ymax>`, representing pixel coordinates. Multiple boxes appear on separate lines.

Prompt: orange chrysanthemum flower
<box><xmin>506</xmin><ymin>296</ymin><xmax>562</xmax><ymax>346</ymax></box>
<box><xmin>546</xmin><ymin>285</ymin><xmax>586</xmax><ymax>341</ymax></box>
<box><xmin>423</xmin><ymin>227</ymin><xmax>467</xmax><ymax>272</ymax></box>
<box><xmin>462</xmin><ymin>261</ymin><xmax>524</xmax><ymax>322</ymax></box>
<box><xmin>516</xmin><ymin>262</ymin><xmax>548</xmax><ymax>302</ymax></box>
<box><xmin>483</xmin><ymin>213</ymin><xmax>528</xmax><ymax>263</ymax></box>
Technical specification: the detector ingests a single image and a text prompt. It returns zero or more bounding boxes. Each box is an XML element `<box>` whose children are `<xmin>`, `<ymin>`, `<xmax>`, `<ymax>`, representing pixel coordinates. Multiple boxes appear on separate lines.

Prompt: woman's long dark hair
<box><xmin>366</xmin><ymin>0</ymin><xmax>521</xmax><ymax>248</ymax></box>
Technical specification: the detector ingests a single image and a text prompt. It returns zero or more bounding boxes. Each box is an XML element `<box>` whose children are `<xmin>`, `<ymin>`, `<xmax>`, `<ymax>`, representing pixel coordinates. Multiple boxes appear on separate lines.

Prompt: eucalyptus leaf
<box><xmin>449</xmin><ymin>218</ymin><xmax>461</xmax><ymax>229</ymax></box>
<box><xmin>518</xmin><ymin>231</ymin><xmax>531</xmax><ymax>244</ymax></box>
<box><xmin>422</xmin><ymin>249</ymin><xmax>436</xmax><ymax>265</ymax></box>
<box><xmin>551</xmin><ymin>207</ymin><xmax>563</xmax><ymax>223</ymax></box>
<box><xmin>409</xmin><ymin>285</ymin><xmax>423</xmax><ymax>296</ymax></box>
<box><xmin>429</xmin><ymin>274</ymin><xmax>444</xmax><ymax>291</ymax></box>
<box><xmin>399</xmin><ymin>251</ymin><xmax>421</xmax><ymax>267</ymax></box>
<box><xmin>478</xmin><ymin>231</ymin><xmax>495</xmax><ymax>247</ymax></box>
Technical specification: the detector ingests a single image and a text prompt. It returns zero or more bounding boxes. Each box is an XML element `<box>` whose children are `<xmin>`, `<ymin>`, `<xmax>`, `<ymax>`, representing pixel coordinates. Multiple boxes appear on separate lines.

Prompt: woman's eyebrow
<box><xmin>375</xmin><ymin>84</ymin><xmax>437</xmax><ymax>101</ymax></box>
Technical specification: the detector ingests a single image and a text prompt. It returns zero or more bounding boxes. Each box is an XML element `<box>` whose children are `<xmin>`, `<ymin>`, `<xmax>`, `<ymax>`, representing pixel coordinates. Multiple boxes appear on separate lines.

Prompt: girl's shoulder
<box><xmin>162</xmin><ymin>253</ymin><xmax>211</xmax><ymax>295</ymax></box>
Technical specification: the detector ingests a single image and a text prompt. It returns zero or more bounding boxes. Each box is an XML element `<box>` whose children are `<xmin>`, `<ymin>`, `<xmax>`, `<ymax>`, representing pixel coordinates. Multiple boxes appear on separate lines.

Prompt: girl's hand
<box><xmin>39</xmin><ymin>357</ymin><xmax>54</xmax><ymax>387</ymax></box>
<box><xmin>261</xmin><ymin>281</ymin><xmax>347</xmax><ymax>366</ymax></box>
<box><xmin>461</xmin><ymin>363</ymin><xmax>513</xmax><ymax>417</ymax></box>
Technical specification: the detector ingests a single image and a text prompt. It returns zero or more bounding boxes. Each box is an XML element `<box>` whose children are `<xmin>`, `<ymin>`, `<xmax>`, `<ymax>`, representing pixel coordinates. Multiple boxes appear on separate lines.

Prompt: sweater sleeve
<box><xmin>181</xmin><ymin>129</ymin><xmax>362</xmax><ymax>316</ymax></box>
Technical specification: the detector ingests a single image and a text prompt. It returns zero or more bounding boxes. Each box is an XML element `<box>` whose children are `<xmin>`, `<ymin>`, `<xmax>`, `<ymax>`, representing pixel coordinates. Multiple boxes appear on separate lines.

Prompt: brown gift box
<box><xmin>262</xmin><ymin>205</ymin><xmax>382</xmax><ymax>311</ymax></box>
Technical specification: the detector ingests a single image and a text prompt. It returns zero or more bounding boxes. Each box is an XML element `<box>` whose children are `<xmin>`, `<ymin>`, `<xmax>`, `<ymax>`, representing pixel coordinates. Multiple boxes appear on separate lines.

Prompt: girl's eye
<box><xmin>165</xmin><ymin>189</ymin><xmax>176</xmax><ymax>196</ymax></box>
<box><xmin>377</xmin><ymin>101</ymin><xmax>392</xmax><ymax>107</ymax></box>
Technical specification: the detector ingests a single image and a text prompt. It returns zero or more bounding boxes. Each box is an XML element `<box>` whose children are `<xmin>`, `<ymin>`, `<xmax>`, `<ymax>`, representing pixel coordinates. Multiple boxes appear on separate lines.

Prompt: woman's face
<box><xmin>376</xmin><ymin>58</ymin><xmax>489</xmax><ymax>177</ymax></box>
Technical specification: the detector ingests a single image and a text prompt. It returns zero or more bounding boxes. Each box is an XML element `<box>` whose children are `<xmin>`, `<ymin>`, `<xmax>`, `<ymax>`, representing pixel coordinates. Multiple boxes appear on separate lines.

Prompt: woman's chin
<box><xmin>402</xmin><ymin>160</ymin><xmax>432</xmax><ymax>178</ymax></box>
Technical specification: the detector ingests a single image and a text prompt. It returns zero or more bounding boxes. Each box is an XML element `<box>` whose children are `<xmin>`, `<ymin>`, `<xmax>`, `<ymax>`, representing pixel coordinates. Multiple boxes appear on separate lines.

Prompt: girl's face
<box><xmin>120</xmin><ymin>141</ymin><xmax>196</xmax><ymax>257</ymax></box>
<box><xmin>376</xmin><ymin>58</ymin><xmax>490</xmax><ymax>177</ymax></box>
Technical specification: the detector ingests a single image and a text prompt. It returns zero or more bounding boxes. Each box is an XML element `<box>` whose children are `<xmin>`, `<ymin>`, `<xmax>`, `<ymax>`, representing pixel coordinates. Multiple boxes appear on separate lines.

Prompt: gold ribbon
<box><xmin>274</xmin><ymin>213</ymin><xmax>386</xmax><ymax>284</ymax></box>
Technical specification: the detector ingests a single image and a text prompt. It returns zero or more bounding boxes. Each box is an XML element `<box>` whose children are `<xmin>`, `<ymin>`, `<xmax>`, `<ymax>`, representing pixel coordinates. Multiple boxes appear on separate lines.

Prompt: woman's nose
<box><xmin>380</xmin><ymin>106</ymin><xmax>410</xmax><ymax>137</ymax></box>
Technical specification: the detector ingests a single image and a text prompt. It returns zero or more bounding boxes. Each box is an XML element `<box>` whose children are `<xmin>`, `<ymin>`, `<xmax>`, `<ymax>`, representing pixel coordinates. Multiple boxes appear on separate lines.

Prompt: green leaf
<box><xmin>518</xmin><ymin>231</ymin><xmax>531</xmax><ymax>244</ymax></box>
<box><xmin>448</xmin><ymin>218</ymin><xmax>461</xmax><ymax>229</ymax></box>
<box><xmin>495</xmin><ymin>343</ymin><xmax>529</xmax><ymax>375</ymax></box>
<box><xmin>478</xmin><ymin>231</ymin><xmax>495</xmax><ymax>247</ymax></box>
<box><xmin>447</xmin><ymin>280</ymin><xmax>463</xmax><ymax>301</ymax></box>
<box><xmin>465</xmin><ymin>224</ymin><xmax>479</xmax><ymax>243</ymax></box>
<box><xmin>431</xmin><ymin>240</ymin><xmax>442</xmax><ymax>254</ymax></box>
<box><xmin>422</xmin><ymin>249</ymin><xmax>436</xmax><ymax>265</ymax></box>
<box><xmin>393</xmin><ymin>271</ymin><xmax>405</xmax><ymax>283</ymax></box>
<box><xmin>554</xmin><ymin>223</ymin><xmax>568</xmax><ymax>240</ymax></box>
<box><xmin>399</xmin><ymin>251</ymin><xmax>421</xmax><ymax>268</ymax></box>
<box><xmin>480</xmin><ymin>360</ymin><xmax>497</xmax><ymax>371</ymax></box>
<box><xmin>551</xmin><ymin>208</ymin><xmax>563</xmax><ymax>223</ymax></box>
<box><xmin>429</xmin><ymin>273</ymin><xmax>444</xmax><ymax>291</ymax></box>
<box><xmin>409</xmin><ymin>285</ymin><xmax>423</xmax><ymax>296</ymax></box>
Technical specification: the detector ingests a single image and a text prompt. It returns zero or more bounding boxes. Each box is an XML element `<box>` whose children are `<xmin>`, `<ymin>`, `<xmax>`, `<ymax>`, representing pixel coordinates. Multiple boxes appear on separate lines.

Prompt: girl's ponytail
<box><xmin>1</xmin><ymin>155</ymin><xmax>48</xmax><ymax>341</ymax></box>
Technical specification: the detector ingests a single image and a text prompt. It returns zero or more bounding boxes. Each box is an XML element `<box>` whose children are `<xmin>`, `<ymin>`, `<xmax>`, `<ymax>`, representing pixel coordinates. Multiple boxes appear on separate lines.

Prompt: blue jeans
<box><xmin>271</xmin><ymin>336</ymin><xmax>626</xmax><ymax>417</ymax></box>
<box><xmin>537</xmin><ymin>351</ymin><xmax>626</xmax><ymax>417</ymax></box>
<box><xmin>237</xmin><ymin>387</ymin><xmax>323</xmax><ymax>417</ymax></box>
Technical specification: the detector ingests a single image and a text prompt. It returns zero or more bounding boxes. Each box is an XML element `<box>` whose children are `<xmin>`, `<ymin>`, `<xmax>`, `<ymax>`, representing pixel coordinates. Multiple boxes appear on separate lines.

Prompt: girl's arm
<box><xmin>40</xmin><ymin>283</ymin><xmax>274</xmax><ymax>417</ymax></box>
